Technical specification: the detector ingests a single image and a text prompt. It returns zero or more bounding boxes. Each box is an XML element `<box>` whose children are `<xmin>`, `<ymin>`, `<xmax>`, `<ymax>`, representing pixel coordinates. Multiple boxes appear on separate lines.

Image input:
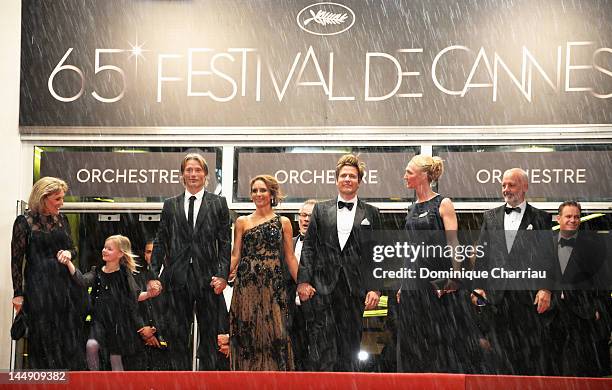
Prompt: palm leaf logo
<box><xmin>303</xmin><ymin>9</ymin><xmax>348</xmax><ymax>26</ymax></box>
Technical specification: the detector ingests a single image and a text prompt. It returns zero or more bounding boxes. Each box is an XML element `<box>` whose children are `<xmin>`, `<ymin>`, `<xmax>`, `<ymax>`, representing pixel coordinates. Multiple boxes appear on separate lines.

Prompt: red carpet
<box><xmin>1</xmin><ymin>372</ymin><xmax>611</xmax><ymax>390</ymax></box>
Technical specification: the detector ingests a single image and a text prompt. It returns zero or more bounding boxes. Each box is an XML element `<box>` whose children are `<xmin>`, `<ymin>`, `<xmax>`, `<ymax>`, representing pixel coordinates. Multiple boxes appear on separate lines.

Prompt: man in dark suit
<box><xmin>297</xmin><ymin>154</ymin><xmax>382</xmax><ymax>372</ymax></box>
<box><xmin>289</xmin><ymin>199</ymin><xmax>316</xmax><ymax>371</ymax></box>
<box><xmin>547</xmin><ymin>201</ymin><xmax>609</xmax><ymax>376</ymax></box>
<box><xmin>472</xmin><ymin>168</ymin><xmax>556</xmax><ymax>375</ymax></box>
<box><xmin>151</xmin><ymin>153</ymin><xmax>231</xmax><ymax>370</ymax></box>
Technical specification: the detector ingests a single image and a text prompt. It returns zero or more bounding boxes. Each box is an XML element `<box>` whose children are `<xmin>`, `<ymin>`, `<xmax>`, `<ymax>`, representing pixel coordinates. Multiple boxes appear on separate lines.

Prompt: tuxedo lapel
<box><xmin>494</xmin><ymin>206</ymin><xmax>505</xmax><ymax>230</ymax></box>
<box><xmin>518</xmin><ymin>204</ymin><xmax>534</xmax><ymax>231</ymax></box>
<box><xmin>176</xmin><ymin>195</ymin><xmax>191</xmax><ymax>232</ymax></box>
<box><xmin>493</xmin><ymin>206</ymin><xmax>509</xmax><ymax>254</ymax></box>
<box><xmin>325</xmin><ymin>201</ymin><xmax>341</xmax><ymax>250</ymax></box>
<box><xmin>194</xmin><ymin>191</ymin><xmax>210</xmax><ymax>233</ymax></box>
<box><xmin>352</xmin><ymin>200</ymin><xmax>366</xmax><ymax>232</ymax></box>
<box><xmin>562</xmin><ymin>236</ymin><xmax>582</xmax><ymax>281</ymax></box>
<box><xmin>552</xmin><ymin>232</ymin><xmax>565</xmax><ymax>278</ymax></box>
<box><xmin>509</xmin><ymin>204</ymin><xmax>534</xmax><ymax>255</ymax></box>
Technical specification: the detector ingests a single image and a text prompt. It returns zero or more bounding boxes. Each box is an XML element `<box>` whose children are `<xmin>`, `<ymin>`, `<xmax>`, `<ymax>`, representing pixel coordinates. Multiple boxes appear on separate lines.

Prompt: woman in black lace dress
<box><xmin>10</xmin><ymin>177</ymin><xmax>86</xmax><ymax>370</ymax></box>
<box><xmin>229</xmin><ymin>175</ymin><xmax>299</xmax><ymax>370</ymax></box>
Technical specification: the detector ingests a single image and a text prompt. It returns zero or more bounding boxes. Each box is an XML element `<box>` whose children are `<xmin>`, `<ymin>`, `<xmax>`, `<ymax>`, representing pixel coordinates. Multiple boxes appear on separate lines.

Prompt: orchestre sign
<box><xmin>20</xmin><ymin>0</ymin><xmax>612</xmax><ymax>128</ymax></box>
<box><xmin>236</xmin><ymin>150</ymin><xmax>416</xmax><ymax>201</ymax></box>
<box><xmin>40</xmin><ymin>151</ymin><xmax>218</xmax><ymax>197</ymax></box>
<box><xmin>438</xmin><ymin>151</ymin><xmax>612</xmax><ymax>200</ymax></box>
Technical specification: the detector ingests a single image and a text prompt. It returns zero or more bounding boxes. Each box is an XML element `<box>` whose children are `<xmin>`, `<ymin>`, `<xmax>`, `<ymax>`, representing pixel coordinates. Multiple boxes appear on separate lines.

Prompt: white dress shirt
<box><xmin>337</xmin><ymin>195</ymin><xmax>358</xmax><ymax>251</ymax></box>
<box><xmin>295</xmin><ymin>237</ymin><xmax>304</xmax><ymax>305</ymax></box>
<box><xmin>503</xmin><ymin>201</ymin><xmax>526</xmax><ymax>253</ymax></box>
<box><xmin>295</xmin><ymin>238</ymin><xmax>304</xmax><ymax>263</ymax></box>
<box><xmin>184</xmin><ymin>188</ymin><xmax>205</xmax><ymax>228</ymax></box>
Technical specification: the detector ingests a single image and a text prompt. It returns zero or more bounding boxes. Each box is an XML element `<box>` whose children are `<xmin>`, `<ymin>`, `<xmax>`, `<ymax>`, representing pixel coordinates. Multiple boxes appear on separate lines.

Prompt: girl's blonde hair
<box><xmin>409</xmin><ymin>154</ymin><xmax>445</xmax><ymax>183</ymax></box>
<box><xmin>105</xmin><ymin>235</ymin><xmax>137</xmax><ymax>273</ymax></box>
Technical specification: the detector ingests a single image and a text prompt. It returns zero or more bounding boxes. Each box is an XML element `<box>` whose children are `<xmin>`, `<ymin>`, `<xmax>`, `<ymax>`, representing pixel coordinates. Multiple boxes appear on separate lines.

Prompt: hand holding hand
<box><xmin>144</xmin><ymin>335</ymin><xmax>161</xmax><ymax>348</ymax></box>
<box><xmin>146</xmin><ymin>280</ymin><xmax>162</xmax><ymax>298</ymax></box>
<box><xmin>228</xmin><ymin>268</ymin><xmax>237</xmax><ymax>283</ymax></box>
<box><xmin>138</xmin><ymin>326</ymin><xmax>156</xmax><ymax>340</ymax></box>
<box><xmin>210</xmin><ymin>277</ymin><xmax>227</xmax><ymax>295</ymax></box>
<box><xmin>297</xmin><ymin>283</ymin><xmax>316</xmax><ymax>302</ymax></box>
<box><xmin>56</xmin><ymin>250</ymin><xmax>72</xmax><ymax>265</ymax></box>
<box><xmin>217</xmin><ymin>334</ymin><xmax>230</xmax><ymax>358</ymax></box>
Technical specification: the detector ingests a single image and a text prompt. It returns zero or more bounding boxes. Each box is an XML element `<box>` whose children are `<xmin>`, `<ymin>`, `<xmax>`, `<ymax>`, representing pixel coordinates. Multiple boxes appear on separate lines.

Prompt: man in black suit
<box><xmin>297</xmin><ymin>154</ymin><xmax>382</xmax><ymax>372</ymax></box>
<box><xmin>547</xmin><ymin>201</ymin><xmax>609</xmax><ymax>376</ymax></box>
<box><xmin>289</xmin><ymin>199</ymin><xmax>316</xmax><ymax>371</ymax></box>
<box><xmin>151</xmin><ymin>153</ymin><xmax>231</xmax><ymax>370</ymax></box>
<box><xmin>472</xmin><ymin>168</ymin><xmax>556</xmax><ymax>375</ymax></box>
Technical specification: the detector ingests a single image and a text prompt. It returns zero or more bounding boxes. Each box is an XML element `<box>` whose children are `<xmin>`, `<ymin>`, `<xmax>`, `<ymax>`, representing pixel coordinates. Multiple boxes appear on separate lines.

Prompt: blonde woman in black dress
<box><xmin>11</xmin><ymin>177</ymin><xmax>86</xmax><ymax>370</ymax></box>
<box><xmin>397</xmin><ymin>155</ymin><xmax>471</xmax><ymax>373</ymax></box>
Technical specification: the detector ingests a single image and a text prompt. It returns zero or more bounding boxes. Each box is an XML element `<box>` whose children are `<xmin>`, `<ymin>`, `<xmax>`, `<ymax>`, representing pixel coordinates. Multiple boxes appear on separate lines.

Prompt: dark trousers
<box><xmin>160</xmin><ymin>271</ymin><xmax>220</xmax><ymax>371</ymax></box>
<box><xmin>307</xmin><ymin>273</ymin><xmax>364</xmax><ymax>372</ymax></box>
<box><xmin>396</xmin><ymin>290</ymin><xmax>473</xmax><ymax>373</ymax></box>
<box><xmin>290</xmin><ymin>303</ymin><xmax>310</xmax><ymax>371</ymax></box>
<box><xmin>487</xmin><ymin>292</ymin><xmax>548</xmax><ymax>375</ymax></box>
<box><xmin>547</xmin><ymin>303</ymin><xmax>605</xmax><ymax>376</ymax></box>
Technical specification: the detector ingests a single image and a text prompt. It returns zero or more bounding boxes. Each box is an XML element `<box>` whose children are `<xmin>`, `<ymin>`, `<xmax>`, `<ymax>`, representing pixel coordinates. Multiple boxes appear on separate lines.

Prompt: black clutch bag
<box><xmin>11</xmin><ymin>311</ymin><xmax>28</xmax><ymax>340</ymax></box>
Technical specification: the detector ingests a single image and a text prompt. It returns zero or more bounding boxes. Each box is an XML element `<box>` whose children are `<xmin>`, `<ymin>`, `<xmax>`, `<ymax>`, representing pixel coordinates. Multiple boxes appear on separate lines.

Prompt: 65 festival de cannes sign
<box><xmin>19</xmin><ymin>0</ymin><xmax>612</xmax><ymax>129</ymax></box>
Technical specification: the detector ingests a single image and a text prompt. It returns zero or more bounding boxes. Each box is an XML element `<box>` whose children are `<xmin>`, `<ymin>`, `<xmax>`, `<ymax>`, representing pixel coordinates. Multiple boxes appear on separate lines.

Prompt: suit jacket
<box><xmin>297</xmin><ymin>198</ymin><xmax>382</xmax><ymax>297</ymax></box>
<box><xmin>553</xmin><ymin>231</ymin><xmax>609</xmax><ymax>321</ymax></box>
<box><xmin>151</xmin><ymin>191</ymin><xmax>231</xmax><ymax>291</ymax></box>
<box><xmin>475</xmin><ymin>203</ymin><xmax>556</xmax><ymax>305</ymax></box>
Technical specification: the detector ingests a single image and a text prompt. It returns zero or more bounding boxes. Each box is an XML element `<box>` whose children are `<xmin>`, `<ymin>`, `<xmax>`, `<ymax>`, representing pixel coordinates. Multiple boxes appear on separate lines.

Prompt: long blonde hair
<box><xmin>105</xmin><ymin>235</ymin><xmax>137</xmax><ymax>273</ymax></box>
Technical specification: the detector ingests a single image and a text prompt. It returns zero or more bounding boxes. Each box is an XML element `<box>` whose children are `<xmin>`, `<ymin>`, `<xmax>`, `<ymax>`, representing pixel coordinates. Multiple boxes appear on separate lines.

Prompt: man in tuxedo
<box><xmin>472</xmin><ymin>168</ymin><xmax>556</xmax><ymax>375</ymax></box>
<box><xmin>547</xmin><ymin>201</ymin><xmax>609</xmax><ymax>376</ymax></box>
<box><xmin>151</xmin><ymin>153</ymin><xmax>231</xmax><ymax>370</ymax></box>
<box><xmin>297</xmin><ymin>154</ymin><xmax>382</xmax><ymax>372</ymax></box>
<box><xmin>289</xmin><ymin>199</ymin><xmax>316</xmax><ymax>371</ymax></box>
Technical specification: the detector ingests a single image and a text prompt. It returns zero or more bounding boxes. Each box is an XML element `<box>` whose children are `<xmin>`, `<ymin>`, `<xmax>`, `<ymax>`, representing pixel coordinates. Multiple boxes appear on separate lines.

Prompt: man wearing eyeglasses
<box><xmin>288</xmin><ymin>199</ymin><xmax>316</xmax><ymax>371</ymax></box>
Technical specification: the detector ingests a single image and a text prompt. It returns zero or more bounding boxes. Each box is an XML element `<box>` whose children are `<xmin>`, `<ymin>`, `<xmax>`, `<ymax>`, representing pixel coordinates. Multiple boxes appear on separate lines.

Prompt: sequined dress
<box><xmin>230</xmin><ymin>215</ymin><xmax>294</xmax><ymax>371</ymax></box>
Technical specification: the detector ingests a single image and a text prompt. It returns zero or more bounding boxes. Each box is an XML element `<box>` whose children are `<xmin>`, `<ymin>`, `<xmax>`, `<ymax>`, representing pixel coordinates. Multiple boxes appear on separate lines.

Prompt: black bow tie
<box><xmin>504</xmin><ymin>206</ymin><xmax>521</xmax><ymax>214</ymax></box>
<box><xmin>298</xmin><ymin>234</ymin><xmax>304</xmax><ymax>242</ymax></box>
<box><xmin>559</xmin><ymin>237</ymin><xmax>576</xmax><ymax>248</ymax></box>
<box><xmin>338</xmin><ymin>201</ymin><xmax>354</xmax><ymax>211</ymax></box>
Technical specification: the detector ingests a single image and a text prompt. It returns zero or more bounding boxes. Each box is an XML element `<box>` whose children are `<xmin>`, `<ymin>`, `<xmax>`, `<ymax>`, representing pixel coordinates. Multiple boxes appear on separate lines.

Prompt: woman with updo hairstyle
<box><xmin>396</xmin><ymin>154</ymin><xmax>474</xmax><ymax>373</ymax></box>
<box><xmin>11</xmin><ymin>177</ymin><xmax>86</xmax><ymax>369</ymax></box>
<box><xmin>228</xmin><ymin>174</ymin><xmax>299</xmax><ymax>370</ymax></box>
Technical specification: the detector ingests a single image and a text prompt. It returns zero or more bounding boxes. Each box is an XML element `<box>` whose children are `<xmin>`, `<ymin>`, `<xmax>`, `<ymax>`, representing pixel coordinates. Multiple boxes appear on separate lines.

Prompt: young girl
<box><xmin>59</xmin><ymin>235</ymin><xmax>155</xmax><ymax>370</ymax></box>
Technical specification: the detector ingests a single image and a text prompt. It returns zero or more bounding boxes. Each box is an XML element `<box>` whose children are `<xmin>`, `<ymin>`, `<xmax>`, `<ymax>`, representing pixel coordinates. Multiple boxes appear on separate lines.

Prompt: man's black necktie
<box><xmin>504</xmin><ymin>206</ymin><xmax>521</xmax><ymax>214</ymax></box>
<box><xmin>188</xmin><ymin>195</ymin><xmax>196</xmax><ymax>228</ymax></box>
<box><xmin>338</xmin><ymin>201</ymin><xmax>354</xmax><ymax>211</ymax></box>
<box><xmin>559</xmin><ymin>237</ymin><xmax>576</xmax><ymax>248</ymax></box>
<box><xmin>298</xmin><ymin>234</ymin><xmax>304</xmax><ymax>241</ymax></box>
